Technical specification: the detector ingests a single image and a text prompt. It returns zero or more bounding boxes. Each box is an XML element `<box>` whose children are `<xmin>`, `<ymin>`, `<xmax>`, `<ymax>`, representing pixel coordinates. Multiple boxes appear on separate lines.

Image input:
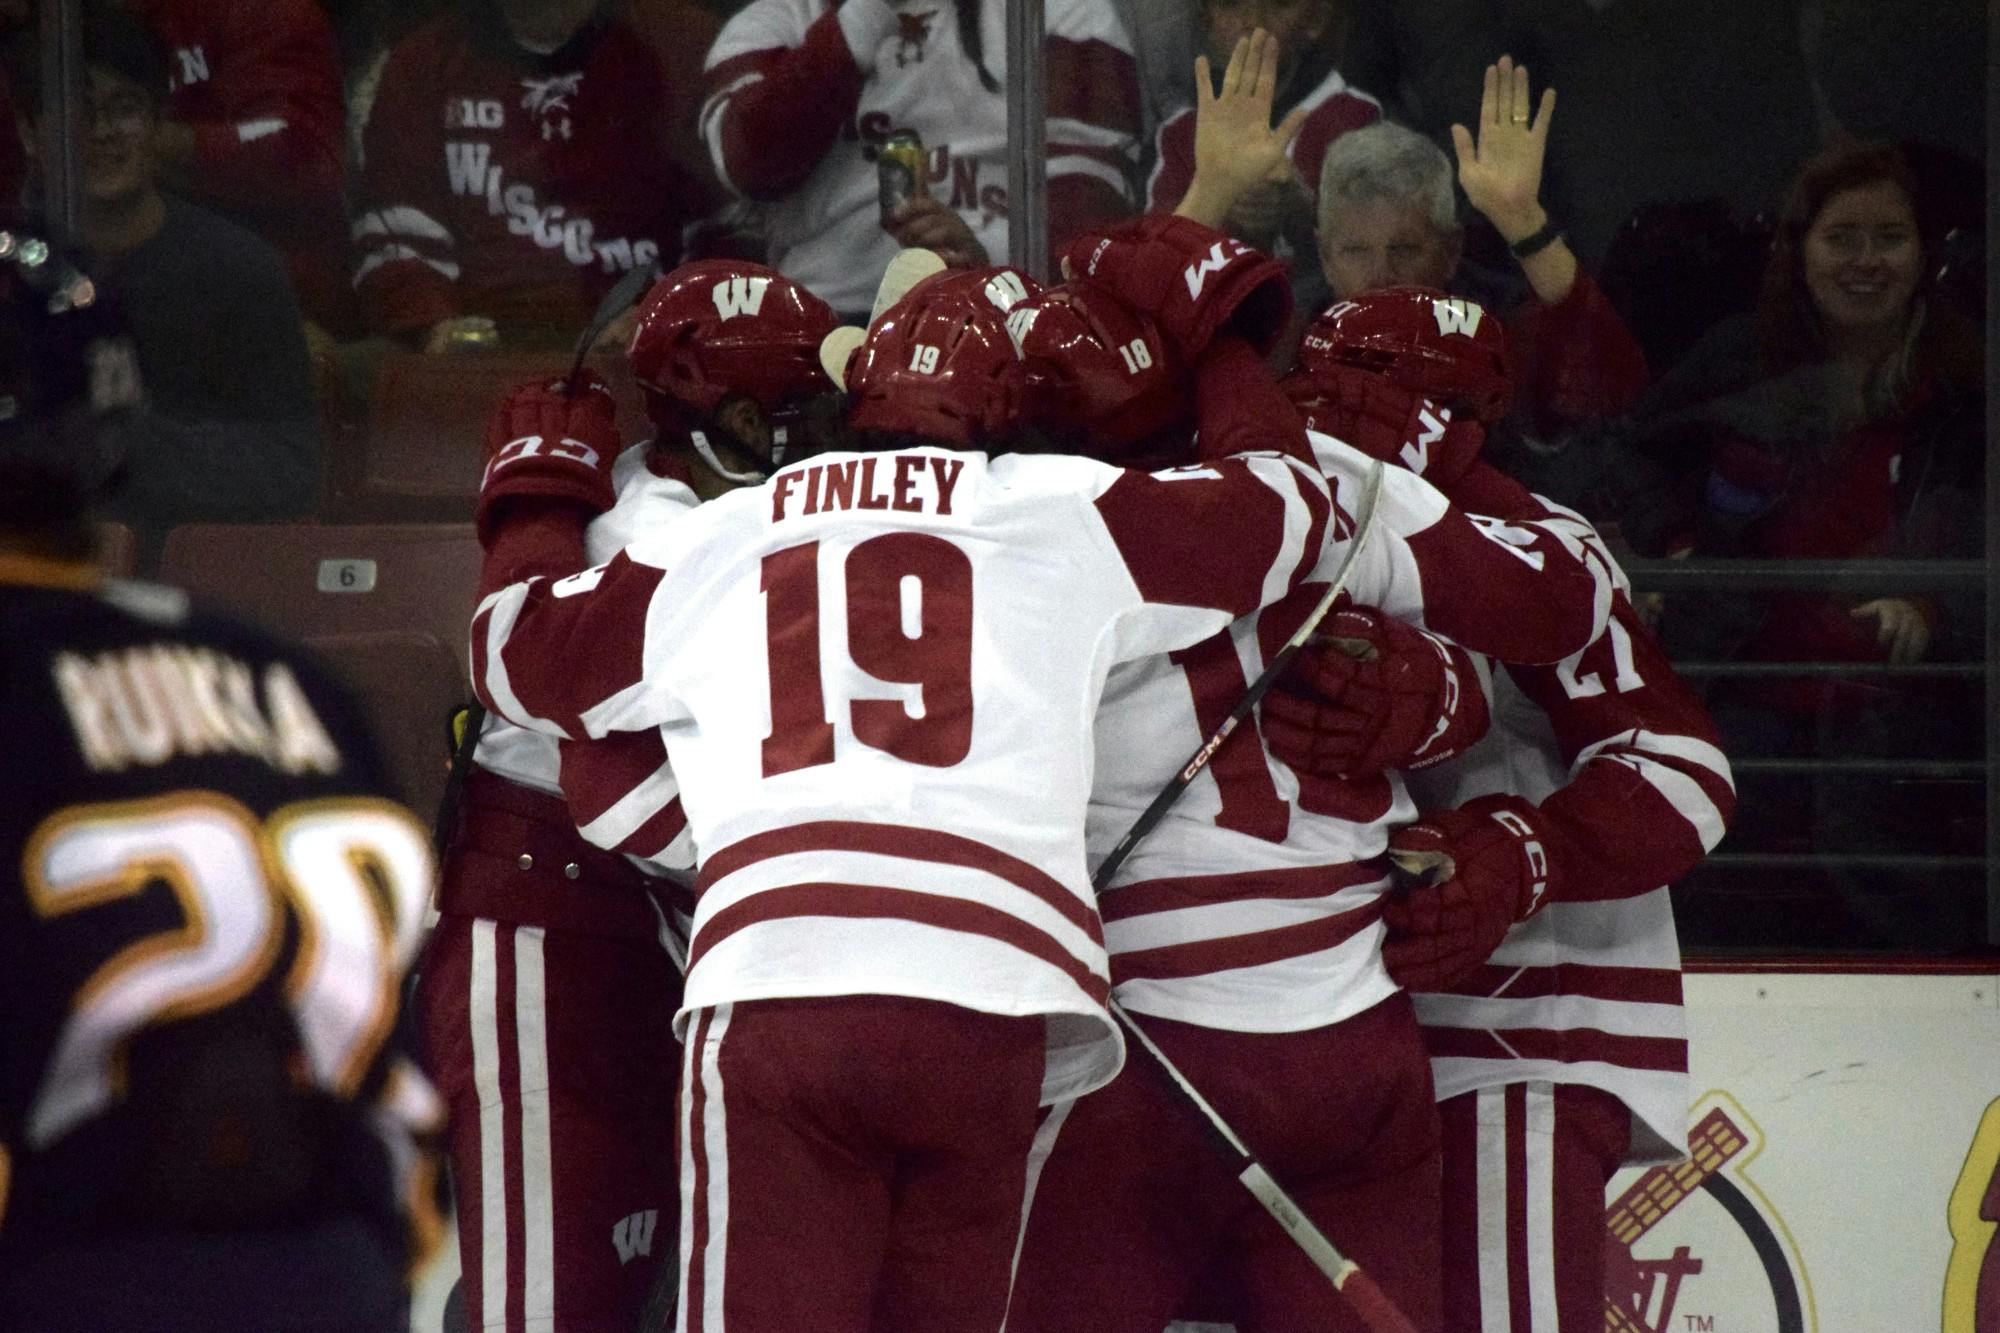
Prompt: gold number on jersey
<box><xmin>21</xmin><ymin>794</ymin><xmax>433</xmax><ymax>1148</ymax></box>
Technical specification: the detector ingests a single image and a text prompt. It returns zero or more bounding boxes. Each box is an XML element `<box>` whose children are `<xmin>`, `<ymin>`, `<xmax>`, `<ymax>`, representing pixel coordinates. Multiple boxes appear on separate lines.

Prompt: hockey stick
<box><xmin>1092</xmin><ymin>457</ymin><xmax>1419</xmax><ymax>1333</ymax></box>
<box><xmin>1107</xmin><ymin>1000</ymin><xmax>1418</xmax><ymax>1333</ymax></box>
<box><xmin>566</xmin><ymin>262</ymin><xmax>657</xmax><ymax>392</ymax></box>
<box><xmin>1093</xmin><ymin>457</ymin><xmax>1386</xmax><ymax>889</ymax></box>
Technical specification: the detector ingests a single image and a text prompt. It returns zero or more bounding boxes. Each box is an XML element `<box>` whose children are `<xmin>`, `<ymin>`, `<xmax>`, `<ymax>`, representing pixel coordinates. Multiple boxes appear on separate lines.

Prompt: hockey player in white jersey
<box><xmin>465</xmin><ymin>224</ymin><xmax>1369</xmax><ymax>1332</ymax></box>
<box><xmin>420</xmin><ymin>260</ymin><xmax>841</xmax><ymax>1333</ymax></box>
<box><xmin>1274</xmin><ymin>290</ymin><xmax>1736</xmax><ymax>1331</ymax></box>
<box><xmin>1002</xmin><ymin>240</ymin><xmax>1621</xmax><ymax>1332</ymax></box>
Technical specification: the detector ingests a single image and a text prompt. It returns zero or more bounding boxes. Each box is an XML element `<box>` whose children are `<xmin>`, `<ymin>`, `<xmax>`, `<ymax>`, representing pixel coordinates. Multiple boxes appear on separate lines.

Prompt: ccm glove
<box><xmin>1062</xmin><ymin>214</ymin><xmax>1292</xmax><ymax>361</ymax></box>
<box><xmin>1380</xmin><ymin>794</ymin><xmax>1561</xmax><ymax>991</ymax></box>
<box><xmin>1262</xmin><ymin>607</ymin><xmax>1489</xmax><ymax>778</ymax></box>
<box><xmin>476</xmin><ymin>371</ymin><xmax>626</xmax><ymax>543</ymax></box>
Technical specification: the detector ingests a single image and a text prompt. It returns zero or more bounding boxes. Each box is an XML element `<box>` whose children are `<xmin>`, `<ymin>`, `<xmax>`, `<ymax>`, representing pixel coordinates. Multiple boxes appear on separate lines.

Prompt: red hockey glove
<box><xmin>1062</xmin><ymin>215</ymin><xmax>1292</xmax><ymax>361</ymax></box>
<box><xmin>475</xmin><ymin>371</ymin><xmax>626</xmax><ymax>543</ymax></box>
<box><xmin>1288</xmin><ymin>363</ymin><xmax>1487</xmax><ymax>488</ymax></box>
<box><xmin>1380</xmin><ymin>794</ymin><xmax>1560</xmax><ymax>991</ymax></box>
<box><xmin>1261</xmin><ymin>607</ymin><xmax>1489</xmax><ymax>778</ymax></box>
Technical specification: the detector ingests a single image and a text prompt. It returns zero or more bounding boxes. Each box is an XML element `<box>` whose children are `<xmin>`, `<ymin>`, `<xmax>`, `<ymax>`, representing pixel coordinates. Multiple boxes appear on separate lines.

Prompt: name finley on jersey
<box><xmin>768</xmin><ymin>454</ymin><xmax>966</xmax><ymax>524</ymax></box>
<box><xmin>51</xmin><ymin>644</ymin><xmax>344</xmax><ymax>776</ymax></box>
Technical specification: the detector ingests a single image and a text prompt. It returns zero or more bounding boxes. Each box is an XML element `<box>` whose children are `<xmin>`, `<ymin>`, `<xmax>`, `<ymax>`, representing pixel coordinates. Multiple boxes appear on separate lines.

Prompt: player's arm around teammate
<box><xmin>426</xmin><ymin>262</ymin><xmax>843</xmax><ymax>1333</ymax></box>
<box><xmin>1270</xmin><ymin>296</ymin><xmax>1734</xmax><ymax>1330</ymax></box>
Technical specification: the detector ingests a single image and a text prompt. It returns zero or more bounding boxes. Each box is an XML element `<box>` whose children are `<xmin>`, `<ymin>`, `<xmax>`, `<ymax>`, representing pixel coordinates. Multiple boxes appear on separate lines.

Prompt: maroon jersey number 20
<box><xmin>762</xmin><ymin>534</ymin><xmax>975</xmax><ymax>777</ymax></box>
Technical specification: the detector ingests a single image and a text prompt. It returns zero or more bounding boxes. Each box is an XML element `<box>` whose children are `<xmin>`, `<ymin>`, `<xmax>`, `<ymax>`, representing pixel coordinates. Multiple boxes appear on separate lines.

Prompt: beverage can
<box><xmin>444</xmin><ymin>316</ymin><xmax>500</xmax><ymax>351</ymax></box>
<box><xmin>877</xmin><ymin>130</ymin><xmax>927</xmax><ymax>222</ymax></box>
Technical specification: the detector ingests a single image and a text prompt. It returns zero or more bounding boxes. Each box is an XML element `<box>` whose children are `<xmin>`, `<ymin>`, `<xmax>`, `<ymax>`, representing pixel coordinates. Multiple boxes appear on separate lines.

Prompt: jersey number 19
<box><xmin>761</xmin><ymin>534</ymin><xmax>974</xmax><ymax>776</ymax></box>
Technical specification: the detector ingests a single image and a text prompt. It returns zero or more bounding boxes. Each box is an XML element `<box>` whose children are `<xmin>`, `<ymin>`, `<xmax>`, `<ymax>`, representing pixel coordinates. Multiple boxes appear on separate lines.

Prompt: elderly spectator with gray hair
<box><xmin>1307</xmin><ymin>58</ymin><xmax>1651</xmax><ymax>459</ymax></box>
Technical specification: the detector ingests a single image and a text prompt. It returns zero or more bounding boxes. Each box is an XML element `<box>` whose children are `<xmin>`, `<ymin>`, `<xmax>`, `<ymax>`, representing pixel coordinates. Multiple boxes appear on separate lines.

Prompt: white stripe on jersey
<box><xmin>352</xmin><ymin>204</ymin><xmax>453</xmax><ymax>245</ymax></box>
<box><xmin>516</xmin><ymin>927</ymin><xmax>556</xmax><ymax>1333</ymax></box>
<box><xmin>1475</xmin><ymin>1087</ymin><xmax>1511</xmax><ymax>1333</ymax></box>
<box><xmin>576</xmin><ymin>752</ymin><xmax>682</xmax><ymax>850</ymax></box>
<box><xmin>477</xmin><ymin>584</ymin><xmax>559</xmax><ymax>738</ymax></box>
<box><xmin>1577</xmin><ymin>729</ymin><xmax>1733</xmax><ymax>789</ymax></box>
<box><xmin>1047</xmin><ymin>116</ymin><xmax>1134</xmax><ymax>151</ymax></box>
<box><xmin>470</xmin><ymin>921</ymin><xmax>508</xmax><ymax>1333</ymax></box>
<box><xmin>1103</xmin><ymin>881</ymin><xmax>1383</xmax><ymax>954</ymax></box>
<box><xmin>352</xmin><ymin>244</ymin><xmax>460</xmax><ymax>286</ymax></box>
<box><xmin>1414</xmin><ymin>986</ymin><xmax>1682</xmax><ymax>1042</ymax></box>
<box><xmin>699</xmin><ymin>844</ymin><xmax>1103</xmax><ymax>972</ymax></box>
<box><xmin>674</xmin><ymin>1016</ymin><xmax>699</xmax><ymax>1333</ymax></box>
<box><xmin>1003</xmin><ymin>1100</ymin><xmax>1075</xmax><ymax>1322</ymax></box>
<box><xmin>700</xmin><ymin>1005</ymin><xmax>733</xmax><ymax>1333</ymax></box>
<box><xmin>1046</xmin><ymin>154</ymin><xmax>1130</xmax><ymax>195</ymax></box>
<box><xmin>1524</xmin><ymin>1083</ymin><xmax>1560</xmax><ymax>1330</ymax></box>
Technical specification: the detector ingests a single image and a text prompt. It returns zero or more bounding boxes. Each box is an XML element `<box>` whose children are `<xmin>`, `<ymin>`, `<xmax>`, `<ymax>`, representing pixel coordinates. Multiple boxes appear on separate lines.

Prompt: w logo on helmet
<box><xmin>1429</xmin><ymin>297</ymin><xmax>1484</xmax><ymax>337</ymax></box>
<box><xmin>1004</xmin><ymin>305</ymin><xmax>1039</xmax><ymax>352</ymax></box>
<box><xmin>984</xmin><ymin>270</ymin><xmax>1031</xmax><ymax>311</ymax></box>
<box><xmin>712</xmin><ymin>276</ymin><xmax>771</xmax><ymax>320</ymax></box>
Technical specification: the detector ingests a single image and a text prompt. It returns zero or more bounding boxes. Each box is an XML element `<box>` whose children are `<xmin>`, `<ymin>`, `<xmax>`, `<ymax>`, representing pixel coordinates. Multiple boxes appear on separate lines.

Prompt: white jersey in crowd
<box><xmin>471</xmin><ymin>444</ymin><xmax>700</xmax><ymax>875</ymax></box>
<box><xmin>473</xmin><ymin>444</ymin><xmax>1333</xmax><ymax>1103</ymax></box>
<box><xmin>1089</xmin><ymin>431</ymin><xmax>1620</xmax><ymax>1035</ymax></box>
<box><xmin>701</xmin><ymin>0</ymin><xmax>1137</xmax><ymax>314</ymax></box>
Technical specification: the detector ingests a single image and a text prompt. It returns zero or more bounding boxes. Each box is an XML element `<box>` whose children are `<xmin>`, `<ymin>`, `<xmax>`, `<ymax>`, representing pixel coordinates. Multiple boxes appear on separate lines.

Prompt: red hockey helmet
<box><xmin>1295</xmin><ymin>287</ymin><xmax>1513</xmax><ymax>426</ymax></box>
<box><xmin>840</xmin><ymin>266</ymin><xmax>1042</xmax><ymax>447</ymax></box>
<box><xmin>627</xmin><ymin>260</ymin><xmax>840</xmax><ymax>473</ymax></box>
<box><xmin>1009</xmin><ymin>281</ymin><xmax>1191</xmax><ymax>461</ymax></box>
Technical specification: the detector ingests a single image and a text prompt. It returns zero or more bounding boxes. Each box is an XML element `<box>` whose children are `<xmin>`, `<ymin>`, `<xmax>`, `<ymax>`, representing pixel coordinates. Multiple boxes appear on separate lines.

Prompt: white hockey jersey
<box><xmin>471</xmin><ymin>444</ymin><xmax>700</xmax><ymax>874</ymax></box>
<box><xmin>1090</xmin><ymin>432</ymin><xmax>1619</xmax><ymax>1034</ymax></box>
<box><xmin>473</xmin><ymin>444</ymin><xmax>1331</xmax><ymax>1103</ymax></box>
<box><xmin>1406</xmin><ymin>566</ymin><xmax>1735</xmax><ymax>1164</ymax></box>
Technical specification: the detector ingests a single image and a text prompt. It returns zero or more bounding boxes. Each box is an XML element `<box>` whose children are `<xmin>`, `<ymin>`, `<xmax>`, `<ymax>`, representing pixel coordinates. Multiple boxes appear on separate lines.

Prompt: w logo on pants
<box><xmin>613</xmin><ymin>1209</ymin><xmax>660</xmax><ymax>1265</ymax></box>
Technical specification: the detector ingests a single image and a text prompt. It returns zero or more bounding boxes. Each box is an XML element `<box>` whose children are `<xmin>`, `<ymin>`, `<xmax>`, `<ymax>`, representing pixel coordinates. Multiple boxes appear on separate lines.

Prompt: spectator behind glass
<box><xmin>120</xmin><ymin>0</ymin><xmax>349</xmax><ymax>331</ymax></box>
<box><xmin>1149</xmin><ymin>0</ymin><xmax>1376</xmax><ymax>254</ymax></box>
<box><xmin>1309</xmin><ymin>65</ymin><xmax>1649</xmax><ymax>490</ymax></box>
<box><xmin>1637</xmin><ymin>141</ymin><xmax>1984</xmax><ymax>703</ymax></box>
<box><xmin>8</xmin><ymin>7</ymin><xmax>319</xmax><ymax>561</ymax></box>
<box><xmin>699</xmin><ymin>0</ymin><xmax>1140</xmax><ymax>318</ymax></box>
<box><xmin>1632</xmin><ymin>141</ymin><xmax>1985</xmax><ymax>948</ymax></box>
<box><xmin>352</xmin><ymin>0</ymin><xmax>720</xmax><ymax>353</ymax></box>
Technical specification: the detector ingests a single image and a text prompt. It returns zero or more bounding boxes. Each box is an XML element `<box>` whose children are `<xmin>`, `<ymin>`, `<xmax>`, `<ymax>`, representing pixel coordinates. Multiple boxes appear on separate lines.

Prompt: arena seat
<box><xmin>157</xmin><ymin>523</ymin><xmax>484</xmax><ymax>821</ymax></box>
<box><xmin>328</xmin><ymin>350</ymin><xmax>652</xmax><ymax>522</ymax></box>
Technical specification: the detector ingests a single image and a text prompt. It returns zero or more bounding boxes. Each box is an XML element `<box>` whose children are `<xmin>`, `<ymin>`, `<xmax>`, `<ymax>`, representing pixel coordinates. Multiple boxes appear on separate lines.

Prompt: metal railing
<box><xmin>1625</xmin><ymin>556</ymin><xmax>1994</xmax><ymax>945</ymax></box>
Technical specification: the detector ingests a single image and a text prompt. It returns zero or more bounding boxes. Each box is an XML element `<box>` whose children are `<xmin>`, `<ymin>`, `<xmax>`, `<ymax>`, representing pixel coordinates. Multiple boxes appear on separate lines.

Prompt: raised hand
<box><xmin>1449</xmin><ymin>55</ymin><xmax>1556</xmax><ymax>245</ymax></box>
<box><xmin>1175</xmin><ymin>29</ymin><xmax>1310</xmax><ymax>230</ymax></box>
